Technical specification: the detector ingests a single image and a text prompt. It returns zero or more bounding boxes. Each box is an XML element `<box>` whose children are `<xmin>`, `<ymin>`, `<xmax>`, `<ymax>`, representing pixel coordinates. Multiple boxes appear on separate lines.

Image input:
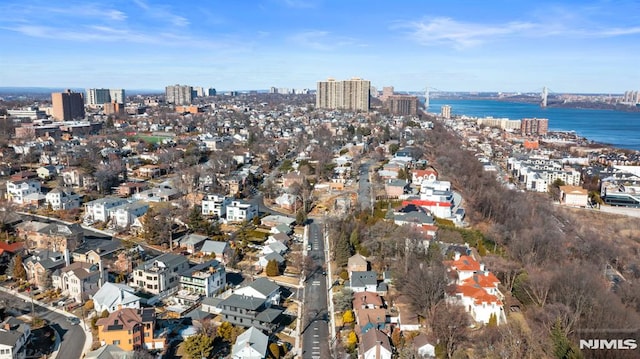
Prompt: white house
<box><xmin>6</xmin><ymin>179</ymin><xmax>41</xmax><ymax>205</ymax></box>
<box><xmin>132</xmin><ymin>253</ymin><xmax>190</xmax><ymax>295</ymax></box>
<box><xmin>92</xmin><ymin>282</ymin><xmax>141</xmax><ymax>313</ymax></box>
<box><xmin>109</xmin><ymin>201</ymin><xmax>149</xmax><ymax>228</ymax></box>
<box><xmin>232</xmin><ymin>326</ymin><xmax>268</xmax><ymax>359</ymax></box>
<box><xmin>201</xmin><ymin>194</ymin><xmax>233</xmax><ymax>217</ymax></box>
<box><xmin>84</xmin><ymin>197</ymin><xmax>128</xmax><ymax>223</ymax></box>
<box><xmin>52</xmin><ymin>262</ymin><xmax>102</xmax><ymax>303</ymax></box>
<box><xmin>45</xmin><ymin>188</ymin><xmax>80</xmax><ymax>210</ymax></box>
<box><xmin>360</xmin><ymin>329</ymin><xmax>392</xmax><ymax>359</ymax></box>
<box><xmin>559</xmin><ymin>185</ymin><xmax>589</xmax><ymax>207</ymax></box>
<box><xmin>234</xmin><ymin>277</ymin><xmax>280</xmax><ymax>308</ymax></box>
<box><xmin>179</xmin><ymin>260</ymin><xmax>226</xmax><ymax>297</ymax></box>
<box><xmin>226</xmin><ymin>200</ymin><xmax>258</xmax><ymax>223</ymax></box>
<box><xmin>0</xmin><ymin>317</ymin><xmax>31</xmax><ymax>359</ymax></box>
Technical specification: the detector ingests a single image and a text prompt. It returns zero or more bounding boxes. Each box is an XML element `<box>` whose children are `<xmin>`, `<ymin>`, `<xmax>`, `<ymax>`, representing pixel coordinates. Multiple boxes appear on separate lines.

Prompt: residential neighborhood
<box><xmin>0</xmin><ymin>87</ymin><xmax>639</xmax><ymax>359</ymax></box>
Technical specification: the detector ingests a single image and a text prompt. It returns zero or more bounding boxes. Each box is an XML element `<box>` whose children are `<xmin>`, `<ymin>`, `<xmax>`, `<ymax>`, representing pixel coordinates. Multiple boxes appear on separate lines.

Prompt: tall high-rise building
<box><xmin>165</xmin><ymin>84</ymin><xmax>193</xmax><ymax>105</ymax></box>
<box><xmin>316</xmin><ymin>77</ymin><xmax>371</xmax><ymax>112</ymax></box>
<box><xmin>441</xmin><ymin>105</ymin><xmax>451</xmax><ymax>119</ymax></box>
<box><xmin>52</xmin><ymin>89</ymin><xmax>85</xmax><ymax>121</ymax></box>
<box><xmin>385</xmin><ymin>95</ymin><xmax>419</xmax><ymax>115</ymax></box>
<box><xmin>380</xmin><ymin>86</ymin><xmax>394</xmax><ymax>101</ymax></box>
<box><xmin>86</xmin><ymin>88</ymin><xmax>125</xmax><ymax>106</ymax></box>
<box><xmin>521</xmin><ymin>118</ymin><xmax>549</xmax><ymax>135</ymax></box>
<box><xmin>208</xmin><ymin>88</ymin><xmax>217</xmax><ymax>96</ymax></box>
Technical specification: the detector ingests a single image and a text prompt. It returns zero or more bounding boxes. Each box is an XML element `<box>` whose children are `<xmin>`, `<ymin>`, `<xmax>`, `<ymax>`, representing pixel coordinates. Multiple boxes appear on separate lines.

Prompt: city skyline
<box><xmin>1</xmin><ymin>0</ymin><xmax>638</xmax><ymax>93</ymax></box>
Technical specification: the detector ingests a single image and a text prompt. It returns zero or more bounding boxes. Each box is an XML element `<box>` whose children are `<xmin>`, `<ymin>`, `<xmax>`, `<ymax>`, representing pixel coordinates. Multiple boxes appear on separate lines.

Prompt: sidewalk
<box><xmin>0</xmin><ymin>285</ymin><xmax>93</xmax><ymax>359</ymax></box>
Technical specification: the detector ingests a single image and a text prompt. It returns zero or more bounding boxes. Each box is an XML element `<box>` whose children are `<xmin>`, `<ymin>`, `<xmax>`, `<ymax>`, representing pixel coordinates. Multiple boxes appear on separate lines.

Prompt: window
<box><xmin>128</xmin><ymin>339</ymin><xmax>132</xmax><ymax>344</ymax></box>
<box><xmin>113</xmin><ymin>340</ymin><xmax>120</xmax><ymax>345</ymax></box>
<box><xmin>145</xmin><ymin>332</ymin><xmax>150</xmax><ymax>337</ymax></box>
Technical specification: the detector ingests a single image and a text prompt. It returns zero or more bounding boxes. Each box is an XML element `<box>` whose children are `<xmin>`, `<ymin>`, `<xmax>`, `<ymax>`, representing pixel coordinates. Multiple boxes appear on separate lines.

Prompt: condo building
<box><xmin>165</xmin><ymin>84</ymin><xmax>193</xmax><ymax>105</ymax></box>
<box><xmin>316</xmin><ymin>77</ymin><xmax>371</xmax><ymax>112</ymax></box>
<box><xmin>51</xmin><ymin>89</ymin><xmax>85</xmax><ymax>121</ymax></box>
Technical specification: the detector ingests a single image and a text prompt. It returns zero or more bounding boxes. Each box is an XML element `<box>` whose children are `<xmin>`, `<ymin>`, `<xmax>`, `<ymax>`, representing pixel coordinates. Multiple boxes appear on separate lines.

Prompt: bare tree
<box><xmin>430</xmin><ymin>301</ymin><xmax>470</xmax><ymax>359</ymax></box>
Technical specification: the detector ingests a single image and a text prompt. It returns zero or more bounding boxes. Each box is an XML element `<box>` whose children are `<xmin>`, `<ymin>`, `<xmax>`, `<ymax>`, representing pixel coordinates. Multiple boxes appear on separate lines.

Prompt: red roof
<box><xmin>402</xmin><ymin>200</ymin><xmax>451</xmax><ymax>208</ymax></box>
<box><xmin>455</xmin><ymin>284</ymin><xmax>502</xmax><ymax>305</ymax></box>
<box><xmin>461</xmin><ymin>272</ymin><xmax>500</xmax><ymax>288</ymax></box>
<box><xmin>444</xmin><ymin>255</ymin><xmax>481</xmax><ymax>272</ymax></box>
<box><xmin>0</xmin><ymin>241</ymin><xmax>24</xmax><ymax>254</ymax></box>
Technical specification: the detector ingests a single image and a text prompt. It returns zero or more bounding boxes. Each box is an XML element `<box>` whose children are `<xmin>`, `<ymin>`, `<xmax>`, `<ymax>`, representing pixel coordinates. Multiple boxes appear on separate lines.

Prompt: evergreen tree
<box><xmin>266</xmin><ymin>259</ymin><xmax>280</xmax><ymax>276</ymax></box>
<box><xmin>183</xmin><ymin>333</ymin><xmax>214</xmax><ymax>359</ymax></box>
<box><xmin>551</xmin><ymin>319</ymin><xmax>583</xmax><ymax>359</ymax></box>
<box><xmin>12</xmin><ymin>254</ymin><xmax>26</xmax><ymax>281</ymax></box>
<box><xmin>334</xmin><ymin>233</ymin><xmax>352</xmax><ymax>267</ymax></box>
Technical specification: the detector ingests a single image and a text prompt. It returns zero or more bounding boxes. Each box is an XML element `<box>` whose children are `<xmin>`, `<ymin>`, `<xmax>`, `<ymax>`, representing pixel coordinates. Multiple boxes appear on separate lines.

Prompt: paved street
<box><xmin>301</xmin><ymin>222</ymin><xmax>330</xmax><ymax>359</ymax></box>
<box><xmin>358</xmin><ymin>162</ymin><xmax>372</xmax><ymax>211</ymax></box>
<box><xmin>0</xmin><ymin>290</ymin><xmax>86</xmax><ymax>359</ymax></box>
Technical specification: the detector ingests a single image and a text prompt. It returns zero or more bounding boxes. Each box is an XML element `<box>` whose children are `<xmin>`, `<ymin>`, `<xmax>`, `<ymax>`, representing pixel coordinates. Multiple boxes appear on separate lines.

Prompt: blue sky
<box><xmin>1</xmin><ymin>0</ymin><xmax>639</xmax><ymax>93</ymax></box>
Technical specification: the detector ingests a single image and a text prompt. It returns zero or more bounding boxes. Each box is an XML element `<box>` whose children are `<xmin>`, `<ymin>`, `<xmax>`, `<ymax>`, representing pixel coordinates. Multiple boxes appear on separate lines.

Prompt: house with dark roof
<box><xmin>348</xmin><ymin>271</ymin><xmax>378</xmax><ymax>293</ymax></box>
<box><xmin>176</xmin><ymin>233</ymin><xmax>208</xmax><ymax>254</ymax></box>
<box><xmin>131</xmin><ymin>253</ymin><xmax>190</xmax><ymax>295</ymax></box>
<box><xmin>217</xmin><ymin>294</ymin><xmax>283</xmax><ymax>333</ymax></box>
<box><xmin>16</xmin><ymin>220</ymin><xmax>83</xmax><ymax>253</ymax></box>
<box><xmin>0</xmin><ymin>317</ymin><xmax>31</xmax><ymax>359</ymax></box>
<box><xmin>23</xmin><ymin>250</ymin><xmax>67</xmax><ymax>289</ymax></box>
<box><xmin>234</xmin><ymin>277</ymin><xmax>281</xmax><ymax>307</ymax></box>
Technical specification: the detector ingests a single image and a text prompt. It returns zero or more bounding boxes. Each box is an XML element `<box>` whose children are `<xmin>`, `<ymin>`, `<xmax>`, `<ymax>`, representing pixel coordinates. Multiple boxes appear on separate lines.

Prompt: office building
<box><xmin>51</xmin><ymin>89</ymin><xmax>85</xmax><ymax>121</ymax></box>
<box><xmin>316</xmin><ymin>77</ymin><xmax>371</xmax><ymax>112</ymax></box>
<box><xmin>85</xmin><ymin>88</ymin><xmax>125</xmax><ymax>106</ymax></box>
<box><xmin>441</xmin><ymin>105</ymin><xmax>451</xmax><ymax>119</ymax></box>
<box><xmin>165</xmin><ymin>84</ymin><xmax>193</xmax><ymax>105</ymax></box>
<box><xmin>208</xmin><ymin>88</ymin><xmax>217</xmax><ymax>96</ymax></box>
<box><xmin>520</xmin><ymin>118</ymin><xmax>549</xmax><ymax>135</ymax></box>
<box><xmin>385</xmin><ymin>95</ymin><xmax>419</xmax><ymax>115</ymax></box>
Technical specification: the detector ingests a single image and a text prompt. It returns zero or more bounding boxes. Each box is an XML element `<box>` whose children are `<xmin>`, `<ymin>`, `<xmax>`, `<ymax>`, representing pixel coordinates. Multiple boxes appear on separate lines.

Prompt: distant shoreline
<box><xmin>433</xmin><ymin>96</ymin><xmax>640</xmax><ymax>113</ymax></box>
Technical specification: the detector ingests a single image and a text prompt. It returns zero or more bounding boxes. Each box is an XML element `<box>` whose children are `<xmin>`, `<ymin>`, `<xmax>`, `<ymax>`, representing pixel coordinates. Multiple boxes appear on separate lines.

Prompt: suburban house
<box><xmin>84</xmin><ymin>197</ymin><xmax>128</xmax><ymax>223</ymax></box>
<box><xmin>176</xmin><ymin>233</ymin><xmax>208</xmax><ymax>254</ymax></box>
<box><xmin>45</xmin><ymin>188</ymin><xmax>80</xmax><ymax>211</ymax></box>
<box><xmin>411</xmin><ymin>168</ymin><xmax>438</xmax><ymax>187</ymax></box>
<box><xmin>0</xmin><ymin>317</ymin><xmax>31</xmax><ymax>359</ymax></box>
<box><xmin>96</xmin><ymin>308</ymin><xmax>165</xmax><ymax>351</ymax></box>
<box><xmin>348</xmin><ymin>271</ymin><xmax>378</xmax><ymax>293</ymax></box>
<box><xmin>52</xmin><ymin>261</ymin><xmax>102</xmax><ymax>302</ymax></box>
<box><xmin>348</xmin><ymin>254</ymin><xmax>369</xmax><ymax>275</ymax></box>
<box><xmin>355</xmin><ymin>307</ymin><xmax>387</xmax><ymax>334</ymax></box>
<box><xmin>201</xmin><ymin>194</ymin><xmax>232</xmax><ymax>217</ymax></box>
<box><xmin>234</xmin><ymin>277</ymin><xmax>281</xmax><ymax>307</ymax></box>
<box><xmin>352</xmin><ymin>291</ymin><xmax>384</xmax><ymax>310</ymax></box>
<box><xmin>260</xmin><ymin>215</ymin><xmax>296</xmax><ymax>228</ymax></box>
<box><xmin>179</xmin><ymin>260</ymin><xmax>226</xmax><ymax>298</ymax></box>
<box><xmin>61</xmin><ymin>167</ymin><xmax>94</xmax><ymax>189</ymax></box>
<box><xmin>132</xmin><ymin>253</ymin><xmax>190</xmax><ymax>295</ymax></box>
<box><xmin>117</xmin><ymin>182</ymin><xmax>149</xmax><ymax>197</ymax></box>
<box><xmin>132</xmin><ymin>186</ymin><xmax>181</xmax><ymax>203</ymax></box>
<box><xmin>36</xmin><ymin>165</ymin><xmax>57</xmax><ymax>180</ymax></box>
<box><xmin>444</xmin><ymin>252</ymin><xmax>506</xmax><ymax>325</ymax></box>
<box><xmin>413</xmin><ymin>333</ymin><xmax>436</xmax><ymax>358</ymax></box>
<box><xmin>282</xmin><ymin>172</ymin><xmax>304</xmax><ymax>188</ymax></box>
<box><xmin>200</xmin><ymin>240</ymin><xmax>232</xmax><ymax>263</ymax></box>
<box><xmin>92</xmin><ymin>282</ymin><xmax>141</xmax><ymax>314</ymax></box>
<box><xmin>109</xmin><ymin>201</ymin><xmax>149</xmax><ymax>229</ymax></box>
<box><xmin>226</xmin><ymin>200</ymin><xmax>258</xmax><ymax>223</ymax></box>
<box><xmin>71</xmin><ymin>239</ymin><xmax>122</xmax><ymax>265</ymax></box>
<box><xmin>217</xmin><ymin>294</ymin><xmax>283</xmax><ymax>333</ymax></box>
<box><xmin>6</xmin><ymin>179</ymin><xmax>41</xmax><ymax>205</ymax></box>
<box><xmin>84</xmin><ymin>345</ymin><xmax>133</xmax><ymax>359</ymax></box>
<box><xmin>384</xmin><ymin>179</ymin><xmax>409</xmax><ymax>198</ymax></box>
<box><xmin>23</xmin><ymin>250</ymin><xmax>67</xmax><ymax>289</ymax></box>
<box><xmin>359</xmin><ymin>329</ymin><xmax>393</xmax><ymax>359</ymax></box>
<box><xmin>16</xmin><ymin>221</ymin><xmax>83</xmax><ymax>253</ymax></box>
<box><xmin>274</xmin><ymin>193</ymin><xmax>299</xmax><ymax>211</ymax></box>
<box><xmin>231</xmin><ymin>326</ymin><xmax>269</xmax><ymax>359</ymax></box>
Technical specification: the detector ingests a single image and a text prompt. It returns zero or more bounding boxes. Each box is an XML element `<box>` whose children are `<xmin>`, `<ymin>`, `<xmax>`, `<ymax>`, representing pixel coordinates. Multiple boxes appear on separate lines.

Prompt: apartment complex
<box><xmin>520</xmin><ymin>118</ymin><xmax>549</xmax><ymax>135</ymax></box>
<box><xmin>85</xmin><ymin>88</ymin><xmax>125</xmax><ymax>106</ymax></box>
<box><xmin>384</xmin><ymin>95</ymin><xmax>419</xmax><ymax>115</ymax></box>
<box><xmin>51</xmin><ymin>89</ymin><xmax>85</xmax><ymax>121</ymax></box>
<box><xmin>441</xmin><ymin>105</ymin><xmax>451</xmax><ymax>119</ymax></box>
<box><xmin>165</xmin><ymin>84</ymin><xmax>193</xmax><ymax>105</ymax></box>
<box><xmin>316</xmin><ymin>77</ymin><xmax>371</xmax><ymax>112</ymax></box>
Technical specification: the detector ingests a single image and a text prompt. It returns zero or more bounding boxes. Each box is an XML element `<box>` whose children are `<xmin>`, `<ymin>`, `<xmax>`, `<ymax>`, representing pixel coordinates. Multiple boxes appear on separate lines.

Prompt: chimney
<box><xmin>3</xmin><ymin>323</ymin><xmax>11</xmax><ymax>331</ymax></box>
<box><xmin>454</xmin><ymin>252</ymin><xmax>461</xmax><ymax>261</ymax></box>
<box><xmin>480</xmin><ymin>263</ymin><xmax>485</xmax><ymax>271</ymax></box>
